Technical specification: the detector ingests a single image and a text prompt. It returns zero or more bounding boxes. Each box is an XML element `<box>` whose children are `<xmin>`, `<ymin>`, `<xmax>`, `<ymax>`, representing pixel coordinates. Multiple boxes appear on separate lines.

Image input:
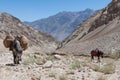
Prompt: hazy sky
<box><xmin>0</xmin><ymin>0</ymin><xmax>112</xmax><ymax>21</ymax></box>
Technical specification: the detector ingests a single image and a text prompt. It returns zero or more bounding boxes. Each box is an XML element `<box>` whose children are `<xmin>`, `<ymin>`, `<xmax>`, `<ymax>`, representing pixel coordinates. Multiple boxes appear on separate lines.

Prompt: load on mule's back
<box><xmin>20</xmin><ymin>35</ymin><xmax>28</xmax><ymax>50</ymax></box>
<box><xmin>3</xmin><ymin>34</ymin><xmax>28</xmax><ymax>64</ymax></box>
<box><xmin>3</xmin><ymin>34</ymin><xmax>14</xmax><ymax>48</ymax></box>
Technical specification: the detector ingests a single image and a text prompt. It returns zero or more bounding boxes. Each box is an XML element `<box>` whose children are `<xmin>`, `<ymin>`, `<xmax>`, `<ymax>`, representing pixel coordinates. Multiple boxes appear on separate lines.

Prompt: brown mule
<box><xmin>90</xmin><ymin>49</ymin><xmax>104</xmax><ymax>62</ymax></box>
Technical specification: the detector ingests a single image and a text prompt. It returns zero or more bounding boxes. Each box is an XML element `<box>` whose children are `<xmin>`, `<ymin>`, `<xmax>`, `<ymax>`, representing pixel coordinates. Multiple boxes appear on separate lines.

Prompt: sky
<box><xmin>0</xmin><ymin>0</ymin><xmax>112</xmax><ymax>22</ymax></box>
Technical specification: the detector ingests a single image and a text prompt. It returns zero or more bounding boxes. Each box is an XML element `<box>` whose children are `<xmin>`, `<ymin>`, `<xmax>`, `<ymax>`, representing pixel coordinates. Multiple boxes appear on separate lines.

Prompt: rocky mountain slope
<box><xmin>25</xmin><ymin>9</ymin><xmax>94</xmax><ymax>41</ymax></box>
<box><xmin>56</xmin><ymin>0</ymin><xmax>120</xmax><ymax>55</ymax></box>
<box><xmin>0</xmin><ymin>12</ymin><xmax>58</xmax><ymax>53</ymax></box>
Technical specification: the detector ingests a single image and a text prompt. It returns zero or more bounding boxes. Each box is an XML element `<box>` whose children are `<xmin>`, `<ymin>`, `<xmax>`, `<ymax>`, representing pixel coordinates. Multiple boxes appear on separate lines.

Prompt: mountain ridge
<box><xmin>25</xmin><ymin>9</ymin><xmax>94</xmax><ymax>41</ymax></box>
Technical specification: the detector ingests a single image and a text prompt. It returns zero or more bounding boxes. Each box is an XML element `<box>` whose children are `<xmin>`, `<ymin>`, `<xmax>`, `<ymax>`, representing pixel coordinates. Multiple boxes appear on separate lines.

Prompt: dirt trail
<box><xmin>0</xmin><ymin>51</ymin><xmax>120</xmax><ymax>80</ymax></box>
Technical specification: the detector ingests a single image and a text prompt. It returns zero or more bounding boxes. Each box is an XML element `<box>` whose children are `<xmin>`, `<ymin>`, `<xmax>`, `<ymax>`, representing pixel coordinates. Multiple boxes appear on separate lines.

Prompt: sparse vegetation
<box><xmin>85</xmin><ymin>63</ymin><xmax>100</xmax><ymax>72</ymax></box>
<box><xmin>91</xmin><ymin>64</ymin><xmax>100</xmax><ymax>71</ymax></box>
<box><xmin>66</xmin><ymin>70</ymin><xmax>74</xmax><ymax>75</ymax></box>
<box><xmin>59</xmin><ymin>75</ymin><xmax>67</xmax><ymax>80</ymax></box>
<box><xmin>46</xmin><ymin>55</ymin><xmax>56</xmax><ymax>61</ymax></box>
<box><xmin>23</xmin><ymin>57</ymin><xmax>37</xmax><ymax>65</ymax></box>
<box><xmin>34</xmin><ymin>52</ymin><xmax>41</xmax><ymax>55</ymax></box>
<box><xmin>23</xmin><ymin>53</ymin><xmax>43</xmax><ymax>65</ymax></box>
<box><xmin>49</xmin><ymin>72</ymin><xmax>56</xmax><ymax>78</ymax></box>
<box><xmin>5</xmin><ymin>67</ymin><xmax>11</xmax><ymax>71</ymax></box>
<box><xmin>70</xmin><ymin>59</ymin><xmax>81</xmax><ymax>70</ymax></box>
<box><xmin>106</xmin><ymin>50</ymin><xmax>120</xmax><ymax>59</ymax></box>
<box><xmin>100</xmin><ymin>62</ymin><xmax>115</xmax><ymax>74</ymax></box>
<box><xmin>115</xmin><ymin>50</ymin><xmax>120</xmax><ymax>59</ymax></box>
<box><xmin>97</xmin><ymin>75</ymin><xmax>106</xmax><ymax>80</ymax></box>
<box><xmin>85</xmin><ymin>61</ymin><xmax>115</xmax><ymax>74</ymax></box>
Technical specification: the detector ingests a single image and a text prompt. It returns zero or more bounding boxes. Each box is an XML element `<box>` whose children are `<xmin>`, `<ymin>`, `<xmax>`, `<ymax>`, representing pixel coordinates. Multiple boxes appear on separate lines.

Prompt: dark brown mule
<box><xmin>90</xmin><ymin>50</ymin><xmax>104</xmax><ymax>62</ymax></box>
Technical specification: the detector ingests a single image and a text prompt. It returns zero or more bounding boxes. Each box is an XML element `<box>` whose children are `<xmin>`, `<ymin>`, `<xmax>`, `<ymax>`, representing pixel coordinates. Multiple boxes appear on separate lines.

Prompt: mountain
<box><xmin>25</xmin><ymin>9</ymin><xmax>94</xmax><ymax>41</ymax></box>
<box><xmin>56</xmin><ymin>0</ymin><xmax>120</xmax><ymax>55</ymax></box>
<box><xmin>0</xmin><ymin>12</ymin><xmax>58</xmax><ymax>53</ymax></box>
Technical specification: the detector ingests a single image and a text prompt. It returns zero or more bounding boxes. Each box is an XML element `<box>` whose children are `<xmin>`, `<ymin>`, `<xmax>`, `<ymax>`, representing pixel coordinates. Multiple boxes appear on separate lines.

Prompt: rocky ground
<box><xmin>0</xmin><ymin>50</ymin><xmax>120</xmax><ymax>80</ymax></box>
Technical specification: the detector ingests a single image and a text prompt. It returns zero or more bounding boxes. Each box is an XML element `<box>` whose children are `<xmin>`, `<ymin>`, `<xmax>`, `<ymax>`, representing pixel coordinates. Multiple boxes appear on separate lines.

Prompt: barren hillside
<box><xmin>56</xmin><ymin>0</ymin><xmax>120</xmax><ymax>55</ymax></box>
<box><xmin>0</xmin><ymin>12</ymin><xmax>58</xmax><ymax>53</ymax></box>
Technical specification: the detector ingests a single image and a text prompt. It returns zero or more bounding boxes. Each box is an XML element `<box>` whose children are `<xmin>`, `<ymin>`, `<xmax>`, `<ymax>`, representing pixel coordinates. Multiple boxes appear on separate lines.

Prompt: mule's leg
<box><xmin>19</xmin><ymin>53</ymin><xmax>22</xmax><ymax>61</ymax></box>
<box><xmin>13</xmin><ymin>52</ymin><xmax>16</xmax><ymax>64</ymax></box>
<box><xmin>91</xmin><ymin>56</ymin><xmax>94</xmax><ymax>62</ymax></box>
<box><xmin>16</xmin><ymin>54</ymin><xmax>20</xmax><ymax>64</ymax></box>
<box><xmin>13</xmin><ymin>51</ymin><xmax>20</xmax><ymax>64</ymax></box>
<box><xmin>17</xmin><ymin>53</ymin><xmax>22</xmax><ymax>64</ymax></box>
<box><xmin>97</xmin><ymin>56</ymin><xmax>100</xmax><ymax>62</ymax></box>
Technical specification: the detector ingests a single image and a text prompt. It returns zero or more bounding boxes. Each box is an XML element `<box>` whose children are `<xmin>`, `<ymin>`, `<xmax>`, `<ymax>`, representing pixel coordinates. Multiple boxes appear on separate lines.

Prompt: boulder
<box><xmin>54</xmin><ymin>54</ymin><xmax>62</xmax><ymax>60</ymax></box>
<box><xmin>43</xmin><ymin>61</ymin><xmax>52</xmax><ymax>68</ymax></box>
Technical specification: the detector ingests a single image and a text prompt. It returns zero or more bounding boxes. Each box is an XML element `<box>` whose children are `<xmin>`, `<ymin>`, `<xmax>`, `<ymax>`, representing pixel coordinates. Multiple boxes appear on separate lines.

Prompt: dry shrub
<box><xmin>100</xmin><ymin>63</ymin><xmax>115</xmax><ymax>74</ymax></box>
<box><xmin>87</xmin><ymin>62</ymin><xmax>115</xmax><ymax>74</ymax></box>
<box><xmin>70</xmin><ymin>59</ymin><xmax>81</xmax><ymax>70</ymax></box>
<box><xmin>59</xmin><ymin>75</ymin><xmax>67</xmax><ymax>80</ymax></box>
<box><xmin>97</xmin><ymin>75</ymin><xmax>106</xmax><ymax>80</ymax></box>
<box><xmin>49</xmin><ymin>72</ymin><xmax>56</xmax><ymax>78</ymax></box>
<box><xmin>106</xmin><ymin>50</ymin><xmax>120</xmax><ymax>59</ymax></box>
<box><xmin>23</xmin><ymin>53</ymin><xmax>44</xmax><ymax>65</ymax></box>
<box><xmin>86</xmin><ymin>63</ymin><xmax>100</xmax><ymax>71</ymax></box>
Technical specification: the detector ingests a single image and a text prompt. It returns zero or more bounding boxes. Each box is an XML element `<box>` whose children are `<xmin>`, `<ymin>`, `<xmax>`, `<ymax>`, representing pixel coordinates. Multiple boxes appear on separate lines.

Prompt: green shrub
<box><xmin>70</xmin><ymin>59</ymin><xmax>81</xmax><ymax>70</ymax></box>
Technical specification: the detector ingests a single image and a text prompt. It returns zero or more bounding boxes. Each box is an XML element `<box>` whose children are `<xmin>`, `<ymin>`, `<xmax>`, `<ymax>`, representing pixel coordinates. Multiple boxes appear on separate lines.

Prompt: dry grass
<box><xmin>106</xmin><ymin>50</ymin><xmax>120</xmax><ymax>59</ymax></box>
<box><xmin>97</xmin><ymin>75</ymin><xmax>106</xmax><ymax>80</ymax></box>
<box><xmin>59</xmin><ymin>75</ymin><xmax>67</xmax><ymax>80</ymax></box>
<box><xmin>46</xmin><ymin>55</ymin><xmax>56</xmax><ymax>61</ymax></box>
<box><xmin>23</xmin><ymin>53</ymin><xmax>44</xmax><ymax>65</ymax></box>
<box><xmin>49</xmin><ymin>72</ymin><xmax>56</xmax><ymax>78</ymax></box>
<box><xmin>70</xmin><ymin>59</ymin><xmax>81</xmax><ymax>70</ymax></box>
<box><xmin>66</xmin><ymin>70</ymin><xmax>75</xmax><ymax>75</ymax></box>
<box><xmin>100</xmin><ymin>62</ymin><xmax>115</xmax><ymax>74</ymax></box>
<box><xmin>114</xmin><ymin>50</ymin><xmax>120</xmax><ymax>59</ymax></box>
<box><xmin>86</xmin><ymin>63</ymin><xmax>100</xmax><ymax>71</ymax></box>
<box><xmin>85</xmin><ymin>61</ymin><xmax>115</xmax><ymax>74</ymax></box>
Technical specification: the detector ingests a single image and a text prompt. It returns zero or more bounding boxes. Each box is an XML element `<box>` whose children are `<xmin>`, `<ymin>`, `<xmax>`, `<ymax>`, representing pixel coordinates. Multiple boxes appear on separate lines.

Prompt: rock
<box><xmin>54</xmin><ymin>54</ymin><xmax>62</xmax><ymax>60</ymax></box>
<box><xmin>43</xmin><ymin>61</ymin><xmax>52</xmax><ymax>68</ymax></box>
